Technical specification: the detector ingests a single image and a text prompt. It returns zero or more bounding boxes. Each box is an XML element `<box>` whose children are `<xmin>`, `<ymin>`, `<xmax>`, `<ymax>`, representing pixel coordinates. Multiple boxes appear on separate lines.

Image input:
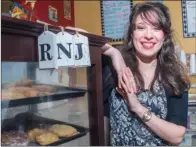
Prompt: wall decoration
<box><xmin>182</xmin><ymin>0</ymin><xmax>196</xmax><ymax>38</ymax></box>
<box><xmin>101</xmin><ymin>1</ymin><xmax>133</xmax><ymax>42</ymax></box>
<box><xmin>11</xmin><ymin>0</ymin><xmax>74</xmax><ymax>26</ymax></box>
<box><xmin>48</xmin><ymin>5</ymin><xmax>58</xmax><ymax>22</ymax></box>
<box><xmin>10</xmin><ymin>2</ymin><xmax>28</xmax><ymax>20</ymax></box>
<box><xmin>63</xmin><ymin>0</ymin><xmax>71</xmax><ymax>20</ymax></box>
<box><xmin>10</xmin><ymin>0</ymin><xmax>38</xmax><ymax>22</ymax></box>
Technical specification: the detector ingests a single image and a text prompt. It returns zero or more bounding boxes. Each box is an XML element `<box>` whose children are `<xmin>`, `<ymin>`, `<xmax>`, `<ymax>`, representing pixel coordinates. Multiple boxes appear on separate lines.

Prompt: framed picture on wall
<box><xmin>100</xmin><ymin>1</ymin><xmax>133</xmax><ymax>42</ymax></box>
<box><xmin>63</xmin><ymin>0</ymin><xmax>71</xmax><ymax>20</ymax></box>
<box><xmin>182</xmin><ymin>0</ymin><xmax>196</xmax><ymax>38</ymax></box>
<box><xmin>48</xmin><ymin>5</ymin><xmax>58</xmax><ymax>22</ymax></box>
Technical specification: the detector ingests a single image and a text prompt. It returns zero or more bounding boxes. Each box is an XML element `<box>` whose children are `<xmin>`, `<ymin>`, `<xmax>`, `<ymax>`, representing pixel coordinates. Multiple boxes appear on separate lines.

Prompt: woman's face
<box><xmin>133</xmin><ymin>12</ymin><xmax>165</xmax><ymax>59</ymax></box>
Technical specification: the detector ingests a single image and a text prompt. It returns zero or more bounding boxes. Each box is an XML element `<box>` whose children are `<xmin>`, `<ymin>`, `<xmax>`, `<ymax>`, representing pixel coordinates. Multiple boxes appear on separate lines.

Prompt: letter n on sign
<box><xmin>56</xmin><ymin>31</ymin><xmax>74</xmax><ymax>67</ymax></box>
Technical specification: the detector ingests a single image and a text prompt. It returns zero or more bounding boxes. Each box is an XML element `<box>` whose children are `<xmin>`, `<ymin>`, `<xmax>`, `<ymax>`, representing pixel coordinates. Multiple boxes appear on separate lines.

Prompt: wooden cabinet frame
<box><xmin>1</xmin><ymin>16</ymin><xmax>111</xmax><ymax>146</ymax></box>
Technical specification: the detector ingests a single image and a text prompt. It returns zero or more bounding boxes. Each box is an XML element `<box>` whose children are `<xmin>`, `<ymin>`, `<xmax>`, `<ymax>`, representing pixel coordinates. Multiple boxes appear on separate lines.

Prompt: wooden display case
<box><xmin>1</xmin><ymin>16</ymin><xmax>111</xmax><ymax>146</ymax></box>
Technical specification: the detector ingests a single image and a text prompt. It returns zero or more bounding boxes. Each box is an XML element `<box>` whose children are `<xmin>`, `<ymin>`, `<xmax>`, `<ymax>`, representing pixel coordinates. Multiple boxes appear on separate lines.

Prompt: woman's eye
<box><xmin>153</xmin><ymin>27</ymin><xmax>161</xmax><ymax>31</ymax></box>
<box><xmin>137</xmin><ymin>26</ymin><xmax>145</xmax><ymax>30</ymax></box>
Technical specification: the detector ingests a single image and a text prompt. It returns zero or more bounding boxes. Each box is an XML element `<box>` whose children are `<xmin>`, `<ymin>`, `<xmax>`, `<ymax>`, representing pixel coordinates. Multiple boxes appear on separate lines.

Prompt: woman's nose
<box><xmin>144</xmin><ymin>29</ymin><xmax>153</xmax><ymax>40</ymax></box>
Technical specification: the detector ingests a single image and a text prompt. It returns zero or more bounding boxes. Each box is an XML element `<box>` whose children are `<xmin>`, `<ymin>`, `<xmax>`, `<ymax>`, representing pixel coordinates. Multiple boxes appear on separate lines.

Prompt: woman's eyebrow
<box><xmin>136</xmin><ymin>22</ymin><xmax>145</xmax><ymax>25</ymax></box>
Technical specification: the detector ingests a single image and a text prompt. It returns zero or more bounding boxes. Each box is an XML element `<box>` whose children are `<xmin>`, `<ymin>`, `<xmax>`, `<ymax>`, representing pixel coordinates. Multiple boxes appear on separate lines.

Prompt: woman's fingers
<box><xmin>125</xmin><ymin>67</ymin><xmax>135</xmax><ymax>93</ymax></box>
<box><xmin>118</xmin><ymin>71</ymin><xmax>123</xmax><ymax>89</ymax></box>
<box><xmin>120</xmin><ymin>67</ymin><xmax>137</xmax><ymax>94</ymax></box>
<box><xmin>122</xmin><ymin>67</ymin><xmax>133</xmax><ymax>93</ymax></box>
<box><xmin>116</xmin><ymin>87</ymin><xmax>126</xmax><ymax>98</ymax></box>
<box><xmin>118</xmin><ymin>66</ymin><xmax>137</xmax><ymax>94</ymax></box>
<box><xmin>118</xmin><ymin>68</ymin><xmax>127</xmax><ymax>89</ymax></box>
<box><xmin>126</xmin><ymin>67</ymin><xmax>137</xmax><ymax>93</ymax></box>
<box><xmin>127</xmin><ymin>68</ymin><xmax>137</xmax><ymax>93</ymax></box>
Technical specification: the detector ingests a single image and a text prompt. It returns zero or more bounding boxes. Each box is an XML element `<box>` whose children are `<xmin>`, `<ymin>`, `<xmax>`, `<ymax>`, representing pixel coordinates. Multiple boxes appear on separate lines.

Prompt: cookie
<box><xmin>15</xmin><ymin>79</ymin><xmax>33</xmax><ymax>87</ymax></box>
<box><xmin>27</xmin><ymin>128</ymin><xmax>44</xmax><ymax>141</ymax></box>
<box><xmin>2</xmin><ymin>89</ymin><xmax>26</xmax><ymax>99</ymax></box>
<box><xmin>35</xmin><ymin>131</ymin><xmax>59</xmax><ymax>145</ymax></box>
<box><xmin>48</xmin><ymin>124</ymin><xmax>78</xmax><ymax>137</ymax></box>
<box><xmin>32</xmin><ymin>85</ymin><xmax>55</xmax><ymax>93</ymax></box>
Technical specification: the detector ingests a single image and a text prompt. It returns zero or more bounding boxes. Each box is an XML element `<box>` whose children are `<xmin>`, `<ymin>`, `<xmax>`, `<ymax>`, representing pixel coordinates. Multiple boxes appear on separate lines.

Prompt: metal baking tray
<box><xmin>1</xmin><ymin>112</ymin><xmax>89</xmax><ymax>146</ymax></box>
<box><xmin>1</xmin><ymin>83</ymin><xmax>87</xmax><ymax>109</ymax></box>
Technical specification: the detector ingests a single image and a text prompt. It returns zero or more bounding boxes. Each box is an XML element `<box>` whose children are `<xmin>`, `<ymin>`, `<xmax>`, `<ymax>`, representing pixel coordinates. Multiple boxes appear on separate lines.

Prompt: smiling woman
<box><xmin>66</xmin><ymin>2</ymin><xmax>191</xmax><ymax>146</ymax></box>
<box><xmin>100</xmin><ymin>2</ymin><xmax>190</xmax><ymax>146</ymax></box>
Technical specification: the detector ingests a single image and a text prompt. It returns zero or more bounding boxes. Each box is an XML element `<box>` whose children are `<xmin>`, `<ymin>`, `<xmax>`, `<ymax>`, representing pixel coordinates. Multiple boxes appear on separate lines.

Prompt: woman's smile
<box><xmin>140</xmin><ymin>41</ymin><xmax>157</xmax><ymax>50</ymax></box>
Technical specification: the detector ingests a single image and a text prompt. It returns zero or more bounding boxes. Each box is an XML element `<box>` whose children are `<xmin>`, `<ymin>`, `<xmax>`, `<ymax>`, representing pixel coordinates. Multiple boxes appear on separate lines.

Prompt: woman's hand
<box><xmin>116</xmin><ymin>87</ymin><xmax>141</xmax><ymax>112</ymax></box>
<box><xmin>116</xmin><ymin>67</ymin><xmax>140</xmax><ymax>111</ymax></box>
<box><xmin>118</xmin><ymin>67</ymin><xmax>137</xmax><ymax>94</ymax></box>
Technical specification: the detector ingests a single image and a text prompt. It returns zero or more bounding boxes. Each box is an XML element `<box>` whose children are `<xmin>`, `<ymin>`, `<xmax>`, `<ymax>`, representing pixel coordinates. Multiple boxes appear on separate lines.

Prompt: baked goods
<box><xmin>32</xmin><ymin>85</ymin><xmax>56</xmax><ymax>93</ymax></box>
<box><xmin>3</xmin><ymin>83</ymin><xmax>16</xmax><ymax>89</ymax></box>
<box><xmin>2</xmin><ymin>89</ymin><xmax>26</xmax><ymax>99</ymax></box>
<box><xmin>48</xmin><ymin>124</ymin><xmax>78</xmax><ymax>137</ymax></box>
<box><xmin>1</xmin><ymin>131</ymin><xmax>29</xmax><ymax>146</ymax></box>
<box><xmin>7</xmin><ymin>87</ymin><xmax>35</xmax><ymax>93</ymax></box>
<box><xmin>3</xmin><ymin>79</ymin><xmax>33</xmax><ymax>89</ymax></box>
<box><xmin>27</xmin><ymin>128</ymin><xmax>44</xmax><ymax>141</ymax></box>
<box><xmin>15</xmin><ymin>79</ymin><xmax>33</xmax><ymax>87</ymax></box>
<box><xmin>35</xmin><ymin>131</ymin><xmax>59</xmax><ymax>145</ymax></box>
<box><xmin>25</xmin><ymin>89</ymin><xmax>40</xmax><ymax>97</ymax></box>
<box><xmin>9</xmin><ymin>87</ymin><xmax>39</xmax><ymax>97</ymax></box>
<box><xmin>1</xmin><ymin>87</ymin><xmax>39</xmax><ymax>99</ymax></box>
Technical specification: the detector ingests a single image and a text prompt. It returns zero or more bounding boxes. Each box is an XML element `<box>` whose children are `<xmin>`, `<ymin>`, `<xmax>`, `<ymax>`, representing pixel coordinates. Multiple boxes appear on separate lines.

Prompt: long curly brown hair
<box><xmin>121</xmin><ymin>2</ymin><xmax>190</xmax><ymax>96</ymax></box>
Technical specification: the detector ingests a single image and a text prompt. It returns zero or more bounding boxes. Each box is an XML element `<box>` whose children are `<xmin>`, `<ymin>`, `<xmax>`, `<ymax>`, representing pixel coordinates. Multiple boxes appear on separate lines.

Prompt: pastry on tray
<box><xmin>25</xmin><ymin>89</ymin><xmax>40</xmax><ymax>97</ymax></box>
<box><xmin>15</xmin><ymin>79</ymin><xmax>33</xmax><ymax>87</ymax></box>
<box><xmin>27</xmin><ymin>128</ymin><xmax>45</xmax><ymax>141</ymax></box>
<box><xmin>7</xmin><ymin>87</ymin><xmax>36</xmax><ymax>93</ymax></box>
<box><xmin>3</xmin><ymin>79</ymin><xmax>33</xmax><ymax>89</ymax></box>
<box><xmin>48</xmin><ymin>124</ymin><xmax>78</xmax><ymax>137</ymax></box>
<box><xmin>1</xmin><ymin>131</ymin><xmax>29</xmax><ymax>146</ymax></box>
<box><xmin>1</xmin><ymin>87</ymin><xmax>40</xmax><ymax>99</ymax></box>
<box><xmin>2</xmin><ymin>89</ymin><xmax>26</xmax><ymax>99</ymax></box>
<box><xmin>35</xmin><ymin>131</ymin><xmax>59</xmax><ymax>145</ymax></box>
<box><xmin>3</xmin><ymin>83</ymin><xmax>16</xmax><ymax>89</ymax></box>
<box><xmin>32</xmin><ymin>85</ymin><xmax>56</xmax><ymax>93</ymax></box>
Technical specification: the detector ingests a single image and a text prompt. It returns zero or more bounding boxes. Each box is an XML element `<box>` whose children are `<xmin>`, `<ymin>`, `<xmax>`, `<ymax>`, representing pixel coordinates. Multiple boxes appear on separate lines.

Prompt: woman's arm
<box><xmin>101</xmin><ymin>44</ymin><xmax>126</xmax><ymax>71</ymax></box>
<box><xmin>102</xmin><ymin>45</ymin><xmax>137</xmax><ymax>93</ymax></box>
<box><xmin>65</xmin><ymin>27</ymin><xmax>136</xmax><ymax>93</ymax></box>
<box><xmin>118</xmin><ymin>69</ymin><xmax>188</xmax><ymax>145</ymax></box>
<box><xmin>133</xmin><ymin>103</ymin><xmax>186</xmax><ymax>145</ymax></box>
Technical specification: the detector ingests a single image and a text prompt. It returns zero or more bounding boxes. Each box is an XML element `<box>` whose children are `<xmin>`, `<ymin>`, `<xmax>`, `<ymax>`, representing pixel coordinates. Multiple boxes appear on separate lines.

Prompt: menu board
<box><xmin>101</xmin><ymin>1</ymin><xmax>132</xmax><ymax>41</ymax></box>
<box><xmin>182</xmin><ymin>0</ymin><xmax>196</xmax><ymax>37</ymax></box>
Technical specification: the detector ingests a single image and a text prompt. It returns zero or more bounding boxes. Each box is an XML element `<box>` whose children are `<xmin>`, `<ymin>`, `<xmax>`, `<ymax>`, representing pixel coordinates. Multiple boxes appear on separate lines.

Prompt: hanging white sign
<box><xmin>56</xmin><ymin>31</ymin><xmax>75</xmax><ymax>68</ymax></box>
<box><xmin>73</xmin><ymin>33</ymin><xmax>91</xmax><ymax>67</ymax></box>
<box><xmin>38</xmin><ymin>30</ymin><xmax>91</xmax><ymax>69</ymax></box>
<box><xmin>38</xmin><ymin>30</ymin><xmax>57</xmax><ymax>69</ymax></box>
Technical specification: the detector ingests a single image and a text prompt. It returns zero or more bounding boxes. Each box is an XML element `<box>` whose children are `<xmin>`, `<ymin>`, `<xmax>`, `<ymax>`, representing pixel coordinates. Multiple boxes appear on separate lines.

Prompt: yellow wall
<box><xmin>164</xmin><ymin>1</ymin><xmax>196</xmax><ymax>53</ymax></box>
<box><xmin>74</xmin><ymin>1</ymin><xmax>102</xmax><ymax>35</ymax></box>
<box><xmin>74</xmin><ymin>0</ymin><xmax>196</xmax><ymax>53</ymax></box>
